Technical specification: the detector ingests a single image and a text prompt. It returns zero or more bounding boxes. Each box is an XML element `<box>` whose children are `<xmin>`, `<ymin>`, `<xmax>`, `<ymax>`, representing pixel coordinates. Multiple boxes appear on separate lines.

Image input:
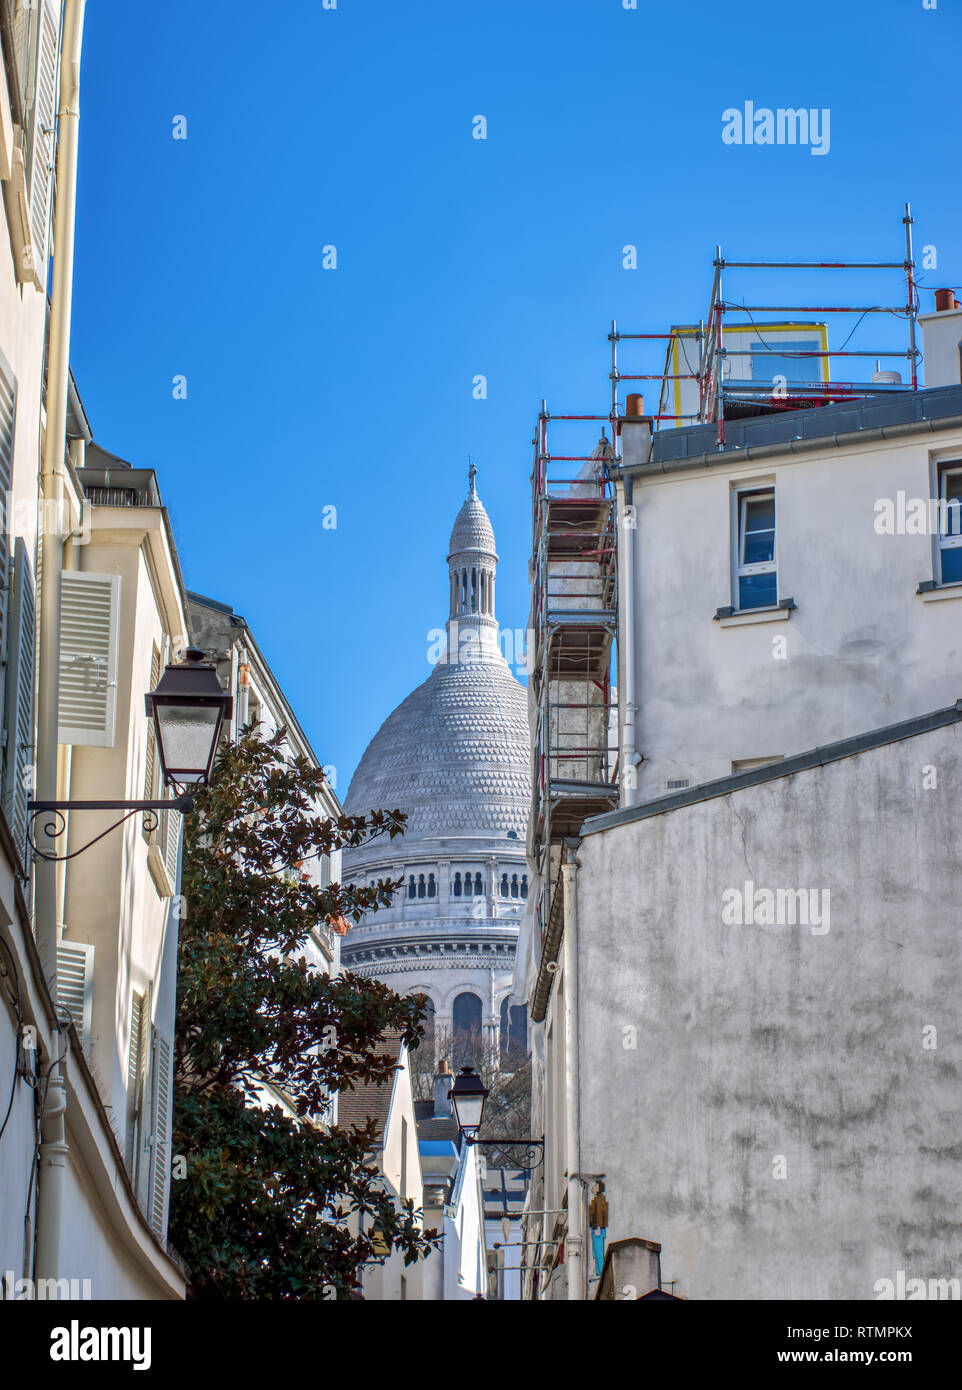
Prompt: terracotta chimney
<box><xmin>625</xmin><ymin>392</ymin><xmax>646</xmax><ymax>416</ymax></box>
<box><xmin>934</xmin><ymin>288</ymin><xmax>961</xmax><ymax>313</ymax></box>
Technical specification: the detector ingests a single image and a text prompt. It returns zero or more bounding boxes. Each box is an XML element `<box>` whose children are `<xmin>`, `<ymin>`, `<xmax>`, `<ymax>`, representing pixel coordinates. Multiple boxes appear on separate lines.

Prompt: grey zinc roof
<box><xmin>646</xmin><ymin>383</ymin><xmax>962</xmax><ymax>468</ymax></box>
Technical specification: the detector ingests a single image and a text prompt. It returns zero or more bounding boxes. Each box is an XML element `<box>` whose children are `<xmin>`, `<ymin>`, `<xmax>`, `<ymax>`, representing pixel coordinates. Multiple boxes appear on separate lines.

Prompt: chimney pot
<box><xmin>934</xmin><ymin>288</ymin><xmax>961</xmax><ymax>313</ymax></box>
<box><xmin>625</xmin><ymin>392</ymin><xmax>646</xmax><ymax>417</ymax></box>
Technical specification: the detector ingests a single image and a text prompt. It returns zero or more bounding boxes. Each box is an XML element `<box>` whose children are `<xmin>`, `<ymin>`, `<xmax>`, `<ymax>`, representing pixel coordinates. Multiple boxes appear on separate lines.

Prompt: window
<box><xmin>521</xmin><ymin>875</ymin><xmax>528</xmax><ymax>900</ymax></box>
<box><xmin>474</xmin><ymin>872</ymin><xmax>483</xmax><ymax>896</ymax></box>
<box><xmin>510</xmin><ymin>873</ymin><xmax>519</xmax><ymax>899</ymax></box>
<box><xmin>427</xmin><ymin>873</ymin><xmax>436</xmax><ymax>898</ymax></box>
<box><xmin>938</xmin><ymin>464</ymin><xmax>962</xmax><ymax>585</ymax></box>
<box><xmin>453</xmin><ymin>872</ymin><xmax>462</xmax><ymax>897</ymax></box>
<box><xmin>736</xmin><ymin>489</ymin><xmax>777</xmax><ymax>610</ymax></box>
<box><xmin>409</xmin><ymin>874</ymin><xmax>416</xmax><ymax>898</ymax></box>
<box><xmin>463</xmin><ymin>871</ymin><xmax>473</xmax><ymax>898</ymax></box>
<box><xmin>417</xmin><ymin>873</ymin><xmax>426</xmax><ymax>899</ymax></box>
<box><xmin>500</xmin><ymin>872</ymin><xmax>509</xmax><ymax>897</ymax></box>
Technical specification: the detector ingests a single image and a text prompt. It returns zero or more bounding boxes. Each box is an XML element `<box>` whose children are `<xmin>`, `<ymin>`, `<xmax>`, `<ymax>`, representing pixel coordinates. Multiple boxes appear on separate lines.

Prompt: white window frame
<box><xmin>937</xmin><ymin>462</ymin><xmax>962</xmax><ymax>586</ymax></box>
<box><xmin>734</xmin><ymin>486</ymin><xmax>777</xmax><ymax>610</ymax></box>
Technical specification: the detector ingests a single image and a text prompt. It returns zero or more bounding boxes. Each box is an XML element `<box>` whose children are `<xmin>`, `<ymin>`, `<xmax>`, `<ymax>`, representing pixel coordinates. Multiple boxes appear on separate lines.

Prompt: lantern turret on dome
<box><xmin>446</xmin><ymin>462</ymin><xmax>500</xmax><ymax>662</ymax></box>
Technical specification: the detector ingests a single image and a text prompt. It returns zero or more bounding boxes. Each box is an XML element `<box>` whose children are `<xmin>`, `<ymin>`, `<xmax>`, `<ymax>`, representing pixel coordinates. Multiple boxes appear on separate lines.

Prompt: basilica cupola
<box><xmin>446</xmin><ymin>462</ymin><xmax>499</xmax><ymax>660</ymax></box>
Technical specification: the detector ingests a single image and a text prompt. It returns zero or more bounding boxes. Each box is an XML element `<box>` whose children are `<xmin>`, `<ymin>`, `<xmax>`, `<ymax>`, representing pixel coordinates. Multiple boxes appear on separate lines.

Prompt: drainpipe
<box><xmin>615</xmin><ymin>475</ymin><xmax>639</xmax><ymax>807</ymax></box>
<box><xmin>561</xmin><ymin>839</ymin><xmax>584</xmax><ymax>1300</ymax></box>
<box><xmin>236</xmin><ymin>645</ymin><xmax>250</xmax><ymax>734</ymax></box>
<box><xmin>34</xmin><ymin>0</ymin><xmax>86</xmax><ymax>1289</ymax></box>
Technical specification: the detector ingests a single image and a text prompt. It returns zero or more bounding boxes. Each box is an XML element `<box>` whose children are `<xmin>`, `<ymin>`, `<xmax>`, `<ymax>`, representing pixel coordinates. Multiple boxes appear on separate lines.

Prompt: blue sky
<box><xmin>72</xmin><ymin>0</ymin><xmax>961</xmax><ymax>795</ymax></box>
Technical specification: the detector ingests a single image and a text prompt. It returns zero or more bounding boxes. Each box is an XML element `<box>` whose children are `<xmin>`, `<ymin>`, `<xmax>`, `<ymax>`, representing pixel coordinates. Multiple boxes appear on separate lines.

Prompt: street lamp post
<box><xmin>448</xmin><ymin>1065</ymin><xmax>544</xmax><ymax>1172</ymax></box>
<box><xmin>28</xmin><ymin>647</ymin><xmax>232</xmax><ymax>861</ymax></box>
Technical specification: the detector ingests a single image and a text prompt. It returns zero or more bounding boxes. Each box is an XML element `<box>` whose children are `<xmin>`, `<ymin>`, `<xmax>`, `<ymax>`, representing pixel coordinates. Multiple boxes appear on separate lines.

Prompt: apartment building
<box><xmin>518</xmin><ymin>243</ymin><xmax>962</xmax><ymax>1300</ymax></box>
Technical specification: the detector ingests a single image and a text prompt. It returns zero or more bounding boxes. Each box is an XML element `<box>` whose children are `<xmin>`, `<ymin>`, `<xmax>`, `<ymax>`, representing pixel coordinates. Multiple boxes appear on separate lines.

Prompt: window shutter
<box><xmin>148</xmin><ymin>1026</ymin><xmax>173</xmax><ymax>1242</ymax></box>
<box><xmin>56</xmin><ymin>939</ymin><xmax>93</xmax><ymax>1051</ymax></box>
<box><xmin>58</xmin><ymin>570</ymin><xmax>120</xmax><ymax>746</ymax></box>
<box><xmin>126</xmin><ymin>987</ymin><xmax>146</xmax><ymax>1174</ymax></box>
<box><xmin>2</xmin><ymin>539</ymin><xmax>35</xmax><ymax>867</ymax></box>
<box><xmin>0</xmin><ymin>354</ymin><xmax>15</xmax><ymax>617</ymax></box>
<box><xmin>163</xmin><ymin>802</ymin><xmax>180</xmax><ymax>887</ymax></box>
<box><xmin>24</xmin><ymin>0</ymin><xmax>59</xmax><ymax>289</ymax></box>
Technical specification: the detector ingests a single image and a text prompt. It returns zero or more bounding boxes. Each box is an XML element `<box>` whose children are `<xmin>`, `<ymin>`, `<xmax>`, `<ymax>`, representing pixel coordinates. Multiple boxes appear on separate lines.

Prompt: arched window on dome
<box><xmin>410</xmin><ymin>993</ymin><xmax>436</xmax><ymax>1056</ymax></box>
<box><xmin>460</xmin><ymin>570</ymin><xmax>467</xmax><ymax>614</ymax></box>
<box><xmin>453</xmin><ymin>872</ymin><xmax>462</xmax><ymax>897</ymax></box>
<box><xmin>427</xmin><ymin>873</ymin><xmax>436</xmax><ymax>898</ymax></box>
<box><xmin>470</xmin><ymin>568</ymin><xmax>478</xmax><ymax>612</ymax></box>
<box><xmin>521</xmin><ymin>874</ymin><xmax>528</xmax><ymax>899</ymax></box>
<box><xmin>418</xmin><ymin>874</ymin><xmax>426</xmax><ymax>899</ymax></box>
<box><xmin>499</xmin><ymin>997</ymin><xmax>528</xmax><ymax>1066</ymax></box>
<box><xmin>474</xmin><ymin>872</ymin><xmax>483</xmax><ymax>897</ymax></box>
<box><xmin>500</xmin><ymin>872</ymin><xmax>509</xmax><ymax>897</ymax></box>
<box><xmin>463</xmin><ymin>871</ymin><xmax>473</xmax><ymax>897</ymax></box>
<box><xmin>452</xmin><ymin>992</ymin><xmax>483</xmax><ymax>1068</ymax></box>
<box><xmin>408</xmin><ymin>875</ymin><xmax>416</xmax><ymax>899</ymax></box>
<box><xmin>511</xmin><ymin>873</ymin><xmax>519</xmax><ymax>899</ymax></box>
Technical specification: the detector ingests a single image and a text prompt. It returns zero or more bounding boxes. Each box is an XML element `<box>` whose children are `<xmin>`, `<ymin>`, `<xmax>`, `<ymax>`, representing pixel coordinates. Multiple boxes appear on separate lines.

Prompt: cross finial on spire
<box><xmin>468</xmin><ymin>457</ymin><xmax>477</xmax><ymax>496</ymax></box>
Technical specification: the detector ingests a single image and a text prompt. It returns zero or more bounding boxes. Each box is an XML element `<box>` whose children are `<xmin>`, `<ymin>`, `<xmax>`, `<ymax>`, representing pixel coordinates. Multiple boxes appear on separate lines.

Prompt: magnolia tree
<box><xmin>169</xmin><ymin>726</ymin><xmax>437</xmax><ymax>1299</ymax></box>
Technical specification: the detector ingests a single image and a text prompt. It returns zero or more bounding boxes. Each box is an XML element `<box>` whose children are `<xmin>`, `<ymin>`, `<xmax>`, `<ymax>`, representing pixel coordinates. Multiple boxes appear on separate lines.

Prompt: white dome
<box><xmin>343</xmin><ymin>651</ymin><xmax>529</xmax><ymax>850</ymax></box>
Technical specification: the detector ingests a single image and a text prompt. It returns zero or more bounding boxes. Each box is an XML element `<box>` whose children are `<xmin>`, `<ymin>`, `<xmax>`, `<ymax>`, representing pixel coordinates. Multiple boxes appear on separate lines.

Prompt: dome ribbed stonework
<box><xmin>343</xmin><ymin>653</ymin><xmax>529</xmax><ymax>843</ymax></box>
<box><xmin>448</xmin><ymin>494</ymin><xmax>497</xmax><ymax>558</ymax></box>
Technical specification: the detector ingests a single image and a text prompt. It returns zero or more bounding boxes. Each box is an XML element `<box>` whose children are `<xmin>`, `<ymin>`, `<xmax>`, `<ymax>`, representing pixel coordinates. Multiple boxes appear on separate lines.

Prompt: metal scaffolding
<box><xmin>529</xmin><ymin>407</ymin><xmax>619</xmax><ymax>954</ymax></box>
<box><xmin>610</xmin><ymin>203</ymin><xmax>921</xmax><ymax>447</ymax></box>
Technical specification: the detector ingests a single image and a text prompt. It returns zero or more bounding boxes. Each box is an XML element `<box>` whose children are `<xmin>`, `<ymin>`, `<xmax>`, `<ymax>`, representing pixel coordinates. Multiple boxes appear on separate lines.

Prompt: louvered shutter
<box><xmin>126</xmin><ymin>988</ymin><xmax>146</xmax><ymax>1174</ymax></box>
<box><xmin>148</xmin><ymin>1026</ymin><xmax>173</xmax><ymax>1242</ymax></box>
<box><xmin>10</xmin><ymin>2</ymin><xmax>31</xmax><ymax>117</ymax></box>
<box><xmin>2</xmin><ymin>539</ymin><xmax>35</xmax><ymax>867</ymax></box>
<box><xmin>163</xmin><ymin>801</ymin><xmax>180</xmax><ymax>887</ymax></box>
<box><xmin>58</xmin><ymin>571</ymin><xmax>120</xmax><ymax>746</ymax></box>
<box><xmin>0</xmin><ymin>355</ymin><xmax>15</xmax><ymax>619</ymax></box>
<box><xmin>56</xmin><ymin>939</ymin><xmax>93</xmax><ymax>1051</ymax></box>
<box><xmin>24</xmin><ymin>0</ymin><xmax>59</xmax><ymax>289</ymax></box>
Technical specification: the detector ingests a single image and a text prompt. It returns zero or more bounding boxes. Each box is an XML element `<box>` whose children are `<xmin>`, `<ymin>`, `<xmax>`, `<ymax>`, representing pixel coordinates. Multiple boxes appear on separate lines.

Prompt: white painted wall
<box><xmin>570</xmin><ymin>717</ymin><xmax>962</xmax><ymax>1300</ymax></box>
<box><xmin>623</xmin><ymin>429</ymin><xmax>962</xmax><ymax>801</ymax></box>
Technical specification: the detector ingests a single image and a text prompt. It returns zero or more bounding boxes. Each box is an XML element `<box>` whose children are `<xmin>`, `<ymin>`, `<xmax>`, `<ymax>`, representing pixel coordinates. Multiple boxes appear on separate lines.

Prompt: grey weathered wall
<box><xmin>575</xmin><ymin>717</ymin><xmax>962</xmax><ymax>1300</ymax></box>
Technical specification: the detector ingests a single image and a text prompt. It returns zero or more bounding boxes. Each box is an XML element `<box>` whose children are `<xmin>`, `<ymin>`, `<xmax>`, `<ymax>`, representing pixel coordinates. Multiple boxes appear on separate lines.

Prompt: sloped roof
<box><xmin>335</xmin><ymin>1032</ymin><xmax>404</xmax><ymax>1146</ymax></box>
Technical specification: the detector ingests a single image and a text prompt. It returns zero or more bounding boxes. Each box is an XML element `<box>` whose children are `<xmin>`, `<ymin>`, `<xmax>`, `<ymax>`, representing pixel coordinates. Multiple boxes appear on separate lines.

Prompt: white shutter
<box><xmin>23</xmin><ymin>0</ymin><xmax>59</xmax><ymax>289</ymax></box>
<box><xmin>56</xmin><ymin>939</ymin><xmax>93</xmax><ymax>1050</ymax></box>
<box><xmin>126</xmin><ymin>987</ymin><xmax>146</xmax><ymax>1174</ymax></box>
<box><xmin>148</xmin><ymin>1026</ymin><xmax>173</xmax><ymax>1242</ymax></box>
<box><xmin>3</xmin><ymin>539</ymin><xmax>35</xmax><ymax>867</ymax></box>
<box><xmin>163</xmin><ymin>802</ymin><xmax>180</xmax><ymax>887</ymax></box>
<box><xmin>0</xmin><ymin>355</ymin><xmax>14</xmax><ymax>734</ymax></box>
<box><xmin>0</xmin><ymin>354</ymin><xmax>15</xmax><ymax>610</ymax></box>
<box><xmin>58</xmin><ymin>571</ymin><xmax>120</xmax><ymax>746</ymax></box>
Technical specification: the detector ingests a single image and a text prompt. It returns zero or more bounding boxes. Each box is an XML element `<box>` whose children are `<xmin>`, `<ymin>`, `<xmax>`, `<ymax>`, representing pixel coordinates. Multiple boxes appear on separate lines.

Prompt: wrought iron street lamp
<box><xmin>448</xmin><ymin>1064</ymin><xmax>544</xmax><ymax>1172</ymax></box>
<box><xmin>449</xmin><ymin>1064</ymin><xmax>489</xmax><ymax>1136</ymax></box>
<box><xmin>28</xmin><ymin>647</ymin><xmax>232</xmax><ymax>862</ymax></box>
<box><xmin>145</xmin><ymin>647</ymin><xmax>233</xmax><ymax>787</ymax></box>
